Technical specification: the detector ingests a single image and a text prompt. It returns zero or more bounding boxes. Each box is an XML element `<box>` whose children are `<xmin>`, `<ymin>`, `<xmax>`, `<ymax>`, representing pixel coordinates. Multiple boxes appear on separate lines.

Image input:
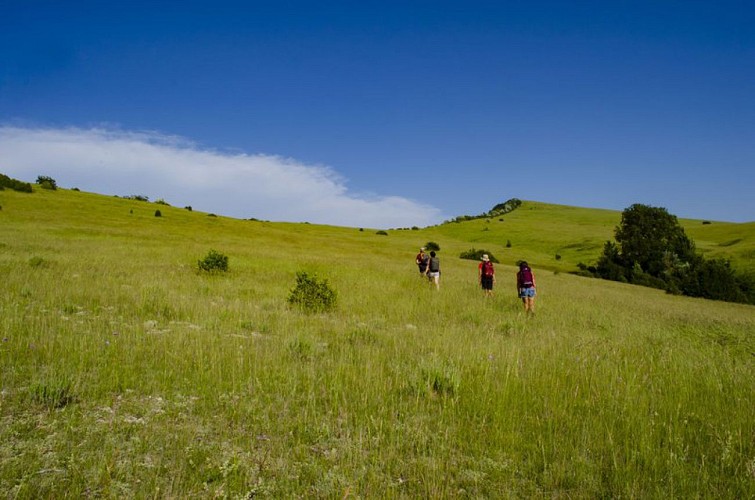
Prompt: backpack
<box><xmin>429</xmin><ymin>257</ymin><xmax>440</xmax><ymax>272</ymax></box>
<box><xmin>519</xmin><ymin>267</ymin><xmax>534</xmax><ymax>287</ymax></box>
<box><xmin>481</xmin><ymin>261</ymin><xmax>494</xmax><ymax>277</ymax></box>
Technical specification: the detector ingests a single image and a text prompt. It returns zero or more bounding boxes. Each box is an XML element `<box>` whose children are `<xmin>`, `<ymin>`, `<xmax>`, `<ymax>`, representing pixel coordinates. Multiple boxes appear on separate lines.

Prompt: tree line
<box><xmin>579</xmin><ymin>204</ymin><xmax>753</xmax><ymax>304</ymax></box>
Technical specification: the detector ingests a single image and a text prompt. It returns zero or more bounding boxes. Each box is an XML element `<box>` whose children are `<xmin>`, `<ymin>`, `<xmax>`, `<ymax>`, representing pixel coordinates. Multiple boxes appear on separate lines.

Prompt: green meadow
<box><xmin>1</xmin><ymin>187</ymin><xmax>753</xmax><ymax>498</ymax></box>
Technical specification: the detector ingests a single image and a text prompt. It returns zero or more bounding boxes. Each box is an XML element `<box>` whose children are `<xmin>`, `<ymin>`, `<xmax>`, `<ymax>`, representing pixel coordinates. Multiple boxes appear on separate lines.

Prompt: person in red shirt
<box><xmin>415</xmin><ymin>247</ymin><xmax>429</xmax><ymax>276</ymax></box>
<box><xmin>478</xmin><ymin>254</ymin><xmax>495</xmax><ymax>297</ymax></box>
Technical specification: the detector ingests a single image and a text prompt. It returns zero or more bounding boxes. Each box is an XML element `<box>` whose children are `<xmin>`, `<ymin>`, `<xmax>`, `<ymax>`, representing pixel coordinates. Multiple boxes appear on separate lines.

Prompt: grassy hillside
<box><xmin>1</xmin><ymin>187</ymin><xmax>754</xmax><ymax>497</ymax></box>
<box><xmin>431</xmin><ymin>200</ymin><xmax>754</xmax><ymax>275</ymax></box>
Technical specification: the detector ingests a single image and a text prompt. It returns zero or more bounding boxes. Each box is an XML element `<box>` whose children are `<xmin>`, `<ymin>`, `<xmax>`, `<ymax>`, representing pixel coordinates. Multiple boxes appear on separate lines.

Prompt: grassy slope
<box><xmin>1</xmin><ymin>188</ymin><xmax>754</xmax><ymax>497</ymax></box>
<box><xmin>431</xmin><ymin>200</ymin><xmax>754</xmax><ymax>274</ymax></box>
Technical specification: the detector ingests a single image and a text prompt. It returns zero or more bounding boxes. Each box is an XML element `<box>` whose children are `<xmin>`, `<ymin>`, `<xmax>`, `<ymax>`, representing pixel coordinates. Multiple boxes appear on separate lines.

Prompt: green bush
<box><xmin>425</xmin><ymin>241</ymin><xmax>440</xmax><ymax>252</ymax></box>
<box><xmin>287</xmin><ymin>271</ymin><xmax>337</xmax><ymax>313</ymax></box>
<box><xmin>0</xmin><ymin>173</ymin><xmax>33</xmax><ymax>192</ymax></box>
<box><xmin>459</xmin><ymin>249</ymin><xmax>499</xmax><ymax>263</ymax></box>
<box><xmin>197</xmin><ymin>249</ymin><xmax>229</xmax><ymax>273</ymax></box>
<box><xmin>376</xmin><ymin>230</ymin><xmax>388</xmax><ymax>236</ymax></box>
<box><xmin>36</xmin><ymin>175</ymin><xmax>57</xmax><ymax>190</ymax></box>
<box><xmin>154</xmin><ymin>210</ymin><xmax>162</xmax><ymax>217</ymax></box>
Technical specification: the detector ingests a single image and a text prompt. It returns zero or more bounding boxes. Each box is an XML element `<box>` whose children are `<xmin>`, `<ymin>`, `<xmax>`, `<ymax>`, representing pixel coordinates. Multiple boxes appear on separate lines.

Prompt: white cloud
<box><xmin>0</xmin><ymin>126</ymin><xmax>444</xmax><ymax>227</ymax></box>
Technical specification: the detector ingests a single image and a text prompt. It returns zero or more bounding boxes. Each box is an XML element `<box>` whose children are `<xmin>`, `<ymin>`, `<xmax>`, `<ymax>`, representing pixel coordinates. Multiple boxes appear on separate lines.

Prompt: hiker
<box><xmin>517</xmin><ymin>261</ymin><xmax>537</xmax><ymax>315</ymax></box>
<box><xmin>478</xmin><ymin>254</ymin><xmax>495</xmax><ymax>296</ymax></box>
<box><xmin>426</xmin><ymin>251</ymin><xmax>440</xmax><ymax>290</ymax></box>
<box><xmin>415</xmin><ymin>247</ymin><xmax>429</xmax><ymax>276</ymax></box>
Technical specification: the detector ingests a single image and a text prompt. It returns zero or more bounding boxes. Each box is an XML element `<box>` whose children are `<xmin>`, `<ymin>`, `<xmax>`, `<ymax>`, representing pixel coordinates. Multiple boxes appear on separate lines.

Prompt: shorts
<box><xmin>481</xmin><ymin>275</ymin><xmax>494</xmax><ymax>290</ymax></box>
<box><xmin>427</xmin><ymin>271</ymin><xmax>440</xmax><ymax>279</ymax></box>
<box><xmin>519</xmin><ymin>287</ymin><xmax>536</xmax><ymax>298</ymax></box>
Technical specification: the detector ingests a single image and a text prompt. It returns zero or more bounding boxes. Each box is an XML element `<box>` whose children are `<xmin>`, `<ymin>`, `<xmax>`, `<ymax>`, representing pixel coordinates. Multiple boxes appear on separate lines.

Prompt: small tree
<box><xmin>197</xmin><ymin>249</ymin><xmax>229</xmax><ymax>273</ymax></box>
<box><xmin>613</xmin><ymin>204</ymin><xmax>695</xmax><ymax>279</ymax></box>
<box><xmin>288</xmin><ymin>272</ymin><xmax>337</xmax><ymax>313</ymax></box>
<box><xmin>36</xmin><ymin>175</ymin><xmax>57</xmax><ymax>190</ymax></box>
<box><xmin>425</xmin><ymin>241</ymin><xmax>440</xmax><ymax>252</ymax></box>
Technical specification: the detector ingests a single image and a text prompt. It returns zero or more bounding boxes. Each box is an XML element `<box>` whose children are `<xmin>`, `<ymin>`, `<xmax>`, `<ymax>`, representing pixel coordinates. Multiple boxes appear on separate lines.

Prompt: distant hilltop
<box><xmin>446</xmin><ymin>198</ymin><xmax>522</xmax><ymax>224</ymax></box>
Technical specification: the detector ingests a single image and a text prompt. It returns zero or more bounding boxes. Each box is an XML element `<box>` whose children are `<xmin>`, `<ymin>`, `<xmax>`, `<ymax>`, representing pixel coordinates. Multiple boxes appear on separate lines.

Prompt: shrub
<box><xmin>425</xmin><ymin>241</ymin><xmax>440</xmax><ymax>252</ymax></box>
<box><xmin>36</xmin><ymin>175</ymin><xmax>57</xmax><ymax>190</ymax></box>
<box><xmin>555</xmin><ymin>254</ymin><xmax>562</xmax><ymax>260</ymax></box>
<box><xmin>287</xmin><ymin>271</ymin><xmax>337</xmax><ymax>313</ymax></box>
<box><xmin>702</xmin><ymin>220</ymin><xmax>712</xmax><ymax>225</ymax></box>
<box><xmin>0</xmin><ymin>173</ymin><xmax>33</xmax><ymax>192</ymax></box>
<box><xmin>677</xmin><ymin>258</ymin><xmax>754</xmax><ymax>304</ymax></box>
<box><xmin>506</xmin><ymin>240</ymin><xmax>512</xmax><ymax>248</ymax></box>
<box><xmin>197</xmin><ymin>249</ymin><xmax>229</xmax><ymax>273</ymax></box>
<box><xmin>184</xmin><ymin>206</ymin><xmax>192</xmax><ymax>211</ymax></box>
<box><xmin>154</xmin><ymin>210</ymin><xmax>162</xmax><ymax>217</ymax></box>
<box><xmin>376</xmin><ymin>230</ymin><xmax>388</xmax><ymax>236</ymax></box>
<box><xmin>459</xmin><ymin>249</ymin><xmax>499</xmax><ymax>263</ymax></box>
<box><xmin>155</xmin><ymin>198</ymin><xmax>170</xmax><ymax>206</ymax></box>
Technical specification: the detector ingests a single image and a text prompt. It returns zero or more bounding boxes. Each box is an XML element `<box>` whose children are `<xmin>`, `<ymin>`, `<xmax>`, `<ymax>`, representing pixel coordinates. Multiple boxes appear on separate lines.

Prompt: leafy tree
<box><xmin>36</xmin><ymin>175</ymin><xmax>57</xmax><ymax>190</ymax></box>
<box><xmin>591</xmin><ymin>203</ymin><xmax>753</xmax><ymax>304</ymax></box>
<box><xmin>612</xmin><ymin>204</ymin><xmax>696</xmax><ymax>279</ymax></box>
<box><xmin>677</xmin><ymin>258</ymin><xmax>753</xmax><ymax>304</ymax></box>
<box><xmin>595</xmin><ymin>241</ymin><xmax>628</xmax><ymax>282</ymax></box>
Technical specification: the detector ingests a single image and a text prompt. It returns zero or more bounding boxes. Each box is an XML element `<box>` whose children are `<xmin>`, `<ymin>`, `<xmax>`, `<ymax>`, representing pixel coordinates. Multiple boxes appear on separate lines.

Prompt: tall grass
<box><xmin>0</xmin><ymin>188</ymin><xmax>753</xmax><ymax>497</ymax></box>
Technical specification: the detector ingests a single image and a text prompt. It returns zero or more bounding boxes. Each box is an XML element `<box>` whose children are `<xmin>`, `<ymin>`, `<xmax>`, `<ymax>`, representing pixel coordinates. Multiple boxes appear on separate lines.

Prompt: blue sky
<box><xmin>1</xmin><ymin>1</ymin><xmax>753</xmax><ymax>226</ymax></box>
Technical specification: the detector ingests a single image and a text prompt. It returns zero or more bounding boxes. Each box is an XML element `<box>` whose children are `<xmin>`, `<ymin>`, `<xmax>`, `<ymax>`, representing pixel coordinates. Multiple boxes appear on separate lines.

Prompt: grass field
<box><xmin>1</xmin><ymin>187</ymin><xmax>754</xmax><ymax>497</ymax></box>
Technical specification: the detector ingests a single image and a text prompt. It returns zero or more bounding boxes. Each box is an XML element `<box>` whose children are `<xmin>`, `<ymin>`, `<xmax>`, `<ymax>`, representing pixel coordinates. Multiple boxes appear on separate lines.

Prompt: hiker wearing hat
<box><xmin>415</xmin><ymin>247</ymin><xmax>429</xmax><ymax>276</ymax></box>
<box><xmin>478</xmin><ymin>254</ymin><xmax>495</xmax><ymax>297</ymax></box>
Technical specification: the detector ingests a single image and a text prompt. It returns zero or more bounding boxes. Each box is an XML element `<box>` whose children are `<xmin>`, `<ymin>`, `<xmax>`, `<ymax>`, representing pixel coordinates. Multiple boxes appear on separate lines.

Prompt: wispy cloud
<box><xmin>0</xmin><ymin>126</ymin><xmax>444</xmax><ymax>227</ymax></box>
